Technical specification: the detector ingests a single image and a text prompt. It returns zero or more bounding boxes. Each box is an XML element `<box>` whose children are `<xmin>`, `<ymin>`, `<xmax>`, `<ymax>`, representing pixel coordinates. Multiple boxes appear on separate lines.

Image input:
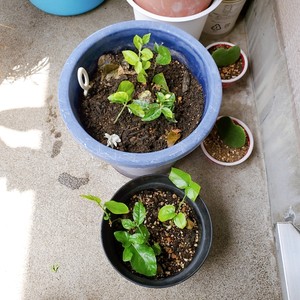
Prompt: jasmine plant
<box><xmin>108</xmin><ymin>33</ymin><xmax>176</xmax><ymax>123</ymax></box>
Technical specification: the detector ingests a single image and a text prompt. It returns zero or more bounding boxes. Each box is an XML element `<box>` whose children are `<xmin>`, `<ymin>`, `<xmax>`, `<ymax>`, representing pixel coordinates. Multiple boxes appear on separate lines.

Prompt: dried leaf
<box><xmin>166</xmin><ymin>129</ymin><xmax>181</xmax><ymax>147</ymax></box>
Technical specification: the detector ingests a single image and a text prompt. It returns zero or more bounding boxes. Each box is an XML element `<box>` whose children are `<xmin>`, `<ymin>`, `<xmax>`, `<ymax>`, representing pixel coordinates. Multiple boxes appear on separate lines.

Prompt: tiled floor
<box><xmin>0</xmin><ymin>0</ymin><xmax>281</xmax><ymax>299</ymax></box>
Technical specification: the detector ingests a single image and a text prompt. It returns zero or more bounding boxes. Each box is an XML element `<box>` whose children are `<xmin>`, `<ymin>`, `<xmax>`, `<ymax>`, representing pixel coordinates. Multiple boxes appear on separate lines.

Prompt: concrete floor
<box><xmin>0</xmin><ymin>0</ymin><xmax>281</xmax><ymax>299</ymax></box>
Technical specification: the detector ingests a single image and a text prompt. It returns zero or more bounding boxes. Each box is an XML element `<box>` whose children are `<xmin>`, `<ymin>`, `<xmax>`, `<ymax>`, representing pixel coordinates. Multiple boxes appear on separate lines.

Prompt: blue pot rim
<box><xmin>58</xmin><ymin>20</ymin><xmax>222</xmax><ymax>168</ymax></box>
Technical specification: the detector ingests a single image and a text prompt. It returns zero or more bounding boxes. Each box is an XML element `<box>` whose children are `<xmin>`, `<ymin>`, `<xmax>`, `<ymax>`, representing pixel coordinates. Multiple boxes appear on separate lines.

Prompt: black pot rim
<box><xmin>101</xmin><ymin>174</ymin><xmax>213</xmax><ymax>288</ymax></box>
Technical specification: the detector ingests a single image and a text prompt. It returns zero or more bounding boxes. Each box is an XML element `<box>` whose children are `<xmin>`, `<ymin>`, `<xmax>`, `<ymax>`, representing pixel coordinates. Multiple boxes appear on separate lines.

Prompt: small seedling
<box><xmin>211</xmin><ymin>45</ymin><xmax>241</xmax><ymax>67</ymax></box>
<box><xmin>216</xmin><ymin>116</ymin><xmax>246</xmax><ymax>148</ymax></box>
<box><xmin>108</xmin><ymin>80</ymin><xmax>145</xmax><ymax>123</ymax></box>
<box><xmin>51</xmin><ymin>264</ymin><xmax>59</xmax><ymax>273</ymax></box>
<box><xmin>122</xmin><ymin>34</ymin><xmax>171</xmax><ymax>83</ymax></box>
<box><xmin>81</xmin><ymin>194</ymin><xmax>160</xmax><ymax>277</ymax></box>
<box><xmin>114</xmin><ymin>201</ymin><xmax>161</xmax><ymax>277</ymax></box>
<box><xmin>80</xmin><ymin>194</ymin><xmax>129</xmax><ymax>224</ymax></box>
<box><xmin>142</xmin><ymin>91</ymin><xmax>176</xmax><ymax>122</ymax></box>
<box><xmin>158</xmin><ymin>168</ymin><xmax>201</xmax><ymax>229</ymax></box>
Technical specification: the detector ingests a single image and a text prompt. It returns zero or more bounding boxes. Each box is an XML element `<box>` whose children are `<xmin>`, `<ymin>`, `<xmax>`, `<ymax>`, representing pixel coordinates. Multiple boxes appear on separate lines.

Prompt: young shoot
<box><xmin>142</xmin><ymin>91</ymin><xmax>176</xmax><ymax>122</ymax></box>
<box><xmin>114</xmin><ymin>201</ymin><xmax>161</xmax><ymax>277</ymax></box>
<box><xmin>81</xmin><ymin>194</ymin><xmax>161</xmax><ymax>277</ymax></box>
<box><xmin>80</xmin><ymin>194</ymin><xmax>129</xmax><ymax>224</ymax></box>
<box><xmin>108</xmin><ymin>80</ymin><xmax>145</xmax><ymax>123</ymax></box>
<box><xmin>158</xmin><ymin>168</ymin><xmax>201</xmax><ymax>229</ymax></box>
<box><xmin>122</xmin><ymin>33</ymin><xmax>171</xmax><ymax>83</ymax></box>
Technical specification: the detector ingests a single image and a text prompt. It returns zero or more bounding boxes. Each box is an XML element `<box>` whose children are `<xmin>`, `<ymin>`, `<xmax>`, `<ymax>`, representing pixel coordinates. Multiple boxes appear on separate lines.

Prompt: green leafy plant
<box><xmin>81</xmin><ymin>168</ymin><xmax>200</xmax><ymax>277</ymax></box>
<box><xmin>122</xmin><ymin>34</ymin><xmax>171</xmax><ymax>83</ymax></box>
<box><xmin>211</xmin><ymin>45</ymin><xmax>241</xmax><ymax>67</ymax></box>
<box><xmin>158</xmin><ymin>168</ymin><xmax>201</xmax><ymax>229</ymax></box>
<box><xmin>108</xmin><ymin>80</ymin><xmax>145</xmax><ymax>123</ymax></box>
<box><xmin>114</xmin><ymin>201</ymin><xmax>161</xmax><ymax>277</ymax></box>
<box><xmin>142</xmin><ymin>91</ymin><xmax>176</xmax><ymax>122</ymax></box>
<box><xmin>108</xmin><ymin>33</ymin><xmax>176</xmax><ymax>124</ymax></box>
<box><xmin>81</xmin><ymin>194</ymin><xmax>160</xmax><ymax>277</ymax></box>
<box><xmin>80</xmin><ymin>194</ymin><xmax>129</xmax><ymax>223</ymax></box>
<box><xmin>216</xmin><ymin>116</ymin><xmax>246</xmax><ymax>148</ymax></box>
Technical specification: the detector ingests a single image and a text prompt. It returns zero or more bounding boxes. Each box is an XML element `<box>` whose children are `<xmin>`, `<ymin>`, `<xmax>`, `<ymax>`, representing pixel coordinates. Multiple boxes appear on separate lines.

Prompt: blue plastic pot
<box><xmin>29</xmin><ymin>0</ymin><xmax>104</xmax><ymax>16</ymax></box>
<box><xmin>58</xmin><ymin>21</ymin><xmax>222</xmax><ymax>178</ymax></box>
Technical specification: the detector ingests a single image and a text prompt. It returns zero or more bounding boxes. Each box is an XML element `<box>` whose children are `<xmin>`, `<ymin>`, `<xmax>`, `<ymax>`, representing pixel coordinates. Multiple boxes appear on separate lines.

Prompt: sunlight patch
<box><xmin>0</xmin><ymin>178</ymin><xmax>35</xmax><ymax>298</ymax></box>
<box><xmin>0</xmin><ymin>57</ymin><xmax>49</xmax><ymax>112</ymax></box>
<box><xmin>0</xmin><ymin>126</ymin><xmax>42</xmax><ymax>149</ymax></box>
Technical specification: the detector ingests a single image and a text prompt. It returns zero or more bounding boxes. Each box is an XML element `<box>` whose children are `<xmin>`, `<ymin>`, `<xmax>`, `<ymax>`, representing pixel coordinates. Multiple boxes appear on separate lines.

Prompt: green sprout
<box><xmin>216</xmin><ymin>116</ymin><xmax>246</xmax><ymax>148</ymax></box>
<box><xmin>51</xmin><ymin>264</ymin><xmax>59</xmax><ymax>273</ymax></box>
<box><xmin>108</xmin><ymin>80</ymin><xmax>145</xmax><ymax>123</ymax></box>
<box><xmin>114</xmin><ymin>201</ymin><xmax>161</xmax><ymax>277</ymax></box>
<box><xmin>158</xmin><ymin>168</ymin><xmax>201</xmax><ymax>229</ymax></box>
<box><xmin>80</xmin><ymin>194</ymin><xmax>129</xmax><ymax>223</ymax></box>
<box><xmin>211</xmin><ymin>45</ymin><xmax>241</xmax><ymax>67</ymax></box>
<box><xmin>122</xmin><ymin>33</ymin><xmax>171</xmax><ymax>83</ymax></box>
<box><xmin>81</xmin><ymin>195</ymin><xmax>160</xmax><ymax>277</ymax></box>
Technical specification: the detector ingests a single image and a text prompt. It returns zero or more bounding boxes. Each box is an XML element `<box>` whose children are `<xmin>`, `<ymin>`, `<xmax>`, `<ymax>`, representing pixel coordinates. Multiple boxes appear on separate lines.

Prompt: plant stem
<box><xmin>114</xmin><ymin>104</ymin><xmax>127</xmax><ymax>124</ymax></box>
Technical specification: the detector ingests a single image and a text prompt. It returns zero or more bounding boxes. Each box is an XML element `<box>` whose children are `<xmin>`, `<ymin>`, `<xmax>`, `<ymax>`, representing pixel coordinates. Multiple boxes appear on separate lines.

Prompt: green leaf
<box><xmin>121</xmin><ymin>219</ymin><xmax>136</xmax><ymax>230</ymax></box>
<box><xmin>108</xmin><ymin>91</ymin><xmax>129</xmax><ymax>104</ymax></box>
<box><xmin>158</xmin><ymin>205</ymin><xmax>176</xmax><ymax>222</ymax></box>
<box><xmin>185</xmin><ymin>181</ymin><xmax>201</xmax><ymax>202</ymax></box>
<box><xmin>117</xmin><ymin>80</ymin><xmax>135</xmax><ymax>98</ymax></box>
<box><xmin>142</xmin><ymin>33</ymin><xmax>151</xmax><ymax>45</ymax></box>
<box><xmin>155</xmin><ymin>43</ymin><xmax>171</xmax><ymax>65</ymax></box>
<box><xmin>133</xmin><ymin>35</ymin><xmax>143</xmax><ymax>51</ymax></box>
<box><xmin>161</xmin><ymin>107</ymin><xmax>174</xmax><ymax>121</ymax></box>
<box><xmin>169</xmin><ymin>167</ymin><xmax>191</xmax><ymax>189</ymax></box>
<box><xmin>152</xmin><ymin>243</ymin><xmax>161</xmax><ymax>256</ymax></box>
<box><xmin>130</xmin><ymin>244</ymin><xmax>157</xmax><ymax>276</ymax></box>
<box><xmin>80</xmin><ymin>194</ymin><xmax>102</xmax><ymax>205</ymax></box>
<box><xmin>129</xmin><ymin>233</ymin><xmax>146</xmax><ymax>244</ymax></box>
<box><xmin>173</xmin><ymin>212</ymin><xmax>187</xmax><ymax>229</ymax></box>
<box><xmin>137</xmin><ymin>72</ymin><xmax>147</xmax><ymax>83</ymax></box>
<box><xmin>139</xmin><ymin>224</ymin><xmax>150</xmax><ymax>242</ymax></box>
<box><xmin>142</xmin><ymin>105</ymin><xmax>161</xmax><ymax>121</ymax></box>
<box><xmin>133</xmin><ymin>202</ymin><xmax>146</xmax><ymax>225</ymax></box>
<box><xmin>216</xmin><ymin>116</ymin><xmax>246</xmax><ymax>148</ymax></box>
<box><xmin>142</xmin><ymin>60</ymin><xmax>151</xmax><ymax>70</ymax></box>
<box><xmin>141</xmin><ymin>48</ymin><xmax>153</xmax><ymax>61</ymax></box>
<box><xmin>114</xmin><ymin>231</ymin><xmax>131</xmax><ymax>248</ymax></box>
<box><xmin>211</xmin><ymin>45</ymin><xmax>241</xmax><ymax>67</ymax></box>
<box><xmin>152</xmin><ymin>73</ymin><xmax>169</xmax><ymax>92</ymax></box>
<box><xmin>122</xmin><ymin>247</ymin><xmax>133</xmax><ymax>262</ymax></box>
<box><xmin>105</xmin><ymin>200</ymin><xmax>129</xmax><ymax>214</ymax></box>
<box><xmin>122</xmin><ymin>50</ymin><xmax>139</xmax><ymax>66</ymax></box>
<box><xmin>134</xmin><ymin>61</ymin><xmax>143</xmax><ymax>74</ymax></box>
<box><xmin>128</xmin><ymin>103</ymin><xmax>145</xmax><ymax>118</ymax></box>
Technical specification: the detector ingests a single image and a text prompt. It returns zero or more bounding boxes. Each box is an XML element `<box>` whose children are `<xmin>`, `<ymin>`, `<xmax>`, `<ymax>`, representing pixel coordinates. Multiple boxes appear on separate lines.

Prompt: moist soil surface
<box><xmin>209</xmin><ymin>45</ymin><xmax>243</xmax><ymax>80</ymax></box>
<box><xmin>79</xmin><ymin>53</ymin><xmax>204</xmax><ymax>153</ymax></box>
<box><xmin>203</xmin><ymin>124</ymin><xmax>250</xmax><ymax>163</ymax></box>
<box><xmin>117</xmin><ymin>188</ymin><xmax>200</xmax><ymax>279</ymax></box>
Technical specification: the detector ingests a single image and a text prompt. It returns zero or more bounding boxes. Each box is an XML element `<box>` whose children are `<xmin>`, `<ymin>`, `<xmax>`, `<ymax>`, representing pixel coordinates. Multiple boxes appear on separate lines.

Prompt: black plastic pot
<box><xmin>101</xmin><ymin>175</ymin><xmax>213</xmax><ymax>288</ymax></box>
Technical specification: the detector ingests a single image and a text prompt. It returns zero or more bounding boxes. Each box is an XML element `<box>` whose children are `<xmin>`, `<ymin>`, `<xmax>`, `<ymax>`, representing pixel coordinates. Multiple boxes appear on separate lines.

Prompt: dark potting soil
<box><xmin>79</xmin><ymin>53</ymin><xmax>204</xmax><ymax>153</ymax></box>
<box><xmin>122</xmin><ymin>189</ymin><xmax>200</xmax><ymax>279</ymax></box>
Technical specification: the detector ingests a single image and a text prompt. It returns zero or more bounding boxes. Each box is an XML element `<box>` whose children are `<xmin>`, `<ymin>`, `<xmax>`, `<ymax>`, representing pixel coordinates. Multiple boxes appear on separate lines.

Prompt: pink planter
<box><xmin>134</xmin><ymin>0</ymin><xmax>212</xmax><ymax>17</ymax></box>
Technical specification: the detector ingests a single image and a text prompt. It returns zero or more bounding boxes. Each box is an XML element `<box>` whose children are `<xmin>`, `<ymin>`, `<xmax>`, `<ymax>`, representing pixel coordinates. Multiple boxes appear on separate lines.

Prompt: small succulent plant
<box><xmin>212</xmin><ymin>45</ymin><xmax>241</xmax><ymax>68</ymax></box>
<box><xmin>216</xmin><ymin>116</ymin><xmax>246</xmax><ymax>148</ymax></box>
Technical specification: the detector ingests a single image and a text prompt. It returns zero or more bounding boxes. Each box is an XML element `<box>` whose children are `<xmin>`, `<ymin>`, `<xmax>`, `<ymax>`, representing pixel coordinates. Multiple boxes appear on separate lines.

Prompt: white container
<box><xmin>127</xmin><ymin>0</ymin><xmax>222</xmax><ymax>40</ymax></box>
<box><xmin>203</xmin><ymin>0</ymin><xmax>247</xmax><ymax>36</ymax></box>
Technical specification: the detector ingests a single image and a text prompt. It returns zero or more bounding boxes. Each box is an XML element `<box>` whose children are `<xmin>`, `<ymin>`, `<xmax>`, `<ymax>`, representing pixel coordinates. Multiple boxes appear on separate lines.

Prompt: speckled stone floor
<box><xmin>0</xmin><ymin>0</ymin><xmax>281</xmax><ymax>299</ymax></box>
